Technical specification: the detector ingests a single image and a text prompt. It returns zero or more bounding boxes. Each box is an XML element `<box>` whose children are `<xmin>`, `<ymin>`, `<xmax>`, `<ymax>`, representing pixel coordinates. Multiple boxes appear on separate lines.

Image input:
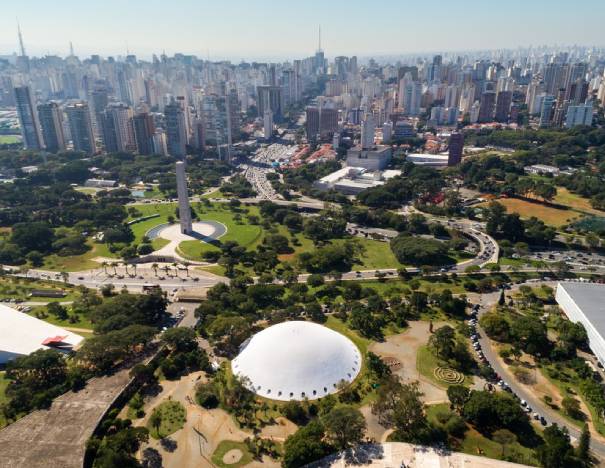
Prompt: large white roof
<box><xmin>232</xmin><ymin>321</ymin><xmax>362</xmax><ymax>401</ymax></box>
<box><xmin>0</xmin><ymin>304</ymin><xmax>84</xmax><ymax>364</ymax></box>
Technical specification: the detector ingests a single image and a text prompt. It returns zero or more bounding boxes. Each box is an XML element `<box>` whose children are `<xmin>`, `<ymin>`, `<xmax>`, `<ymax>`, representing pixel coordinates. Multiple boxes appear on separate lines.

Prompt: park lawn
<box><xmin>197</xmin><ymin>264</ymin><xmax>227</xmax><ymax>276</ymax></box>
<box><xmin>32</xmin><ymin>306</ymin><xmax>94</xmax><ymax>330</ymax></box>
<box><xmin>143</xmin><ymin>186</ymin><xmax>164</xmax><ymax>199</ymax></box>
<box><xmin>487</xmin><ymin>198</ymin><xmax>579</xmax><ymax>227</ymax></box>
<box><xmin>42</xmin><ymin>241</ymin><xmax>113</xmax><ymax>271</ymax></box>
<box><xmin>147</xmin><ymin>400</ymin><xmax>186</xmax><ymax>439</ymax></box>
<box><xmin>426</xmin><ymin>403</ymin><xmax>538</xmax><ymax>465</ymax></box>
<box><xmin>0</xmin><ymin>135</ymin><xmax>21</xmax><ymax>144</ymax></box>
<box><xmin>211</xmin><ymin>440</ymin><xmax>254</xmax><ymax>468</ymax></box>
<box><xmin>416</xmin><ymin>345</ymin><xmax>473</xmax><ymax>388</ymax></box>
<box><xmin>151</xmin><ymin>238</ymin><xmax>170</xmax><ymax>251</ymax></box>
<box><xmin>0</xmin><ymin>277</ymin><xmax>79</xmax><ymax>302</ymax></box>
<box><xmin>554</xmin><ymin>187</ymin><xmax>605</xmax><ymax>216</ymax></box>
<box><xmin>350</xmin><ymin>277</ymin><xmax>467</xmax><ymax>296</ymax></box>
<box><xmin>74</xmin><ymin>187</ymin><xmax>99</xmax><ymax>195</ymax></box>
<box><xmin>200</xmin><ymin>188</ymin><xmax>224</xmax><ymax>199</ymax></box>
<box><xmin>333</xmin><ymin>238</ymin><xmax>402</xmax><ymax>271</ymax></box>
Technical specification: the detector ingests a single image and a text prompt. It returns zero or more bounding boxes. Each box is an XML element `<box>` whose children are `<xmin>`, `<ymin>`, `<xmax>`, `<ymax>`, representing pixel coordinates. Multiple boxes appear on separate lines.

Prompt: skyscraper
<box><xmin>164</xmin><ymin>99</ymin><xmax>187</xmax><ymax>157</ymax></box>
<box><xmin>539</xmin><ymin>96</ymin><xmax>556</xmax><ymax>128</ymax></box>
<box><xmin>175</xmin><ymin>161</ymin><xmax>193</xmax><ymax>235</ymax></box>
<box><xmin>37</xmin><ymin>102</ymin><xmax>66</xmax><ymax>153</ymax></box>
<box><xmin>448</xmin><ymin>132</ymin><xmax>464</xmax><ymax>166</ymax></box>
<box><xmin>133</xmin><ymin>113</ymin><xmax>156</xmax><ymax>155</ymax></box>
<box><xmin>14</xmin><ymin>86</ymin><xmax>42</xmax><ymax>150</ymax></box>
<box><xmin>478</xmin><ymin>91</ymin><xmax>496</xmax><ymax>123</ymax></box>
<box><xmin>65</xmin><ymin>101</ymin><xmax>96</xmax><ymax>155</ymax></box>
<box><xmin>565</xmin><ymin>103</ymin><xmax>593</xmax><ymax>128</ymax></box>
<box><xmin>494</xmin><ymin>91</ymin><xmax>512</xmax><ymax>123</ymax></box>
<box><xmin>104</xmin><ymin>103</ymin><xmax>135</xmax><ymax>153</ymax></box>
<box><xmin>360</xmin><ymin>115</ymin><xmax>375</xmax><ymax>149</ymax></box>
<box><xmin>256</xmin><ymin>85</ymin><xmax>282</xmax><ymax>120</ymax></box>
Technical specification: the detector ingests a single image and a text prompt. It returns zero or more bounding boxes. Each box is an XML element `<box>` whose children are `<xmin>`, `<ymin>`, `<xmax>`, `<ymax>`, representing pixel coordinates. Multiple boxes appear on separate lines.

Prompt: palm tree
<box><xmin>101</xmin><ymin>261</ymin><xmax>108</xmax><ymax>275</ymax></box>
<box><xmin>60</xmin><ymin>271</ymin><xmax>69</xmax><ymax>283</ymax></box>
<box><xmin>183</xmin><ymin>261</ymin><xmax>190</xmax><ymax>277</ymax></box>
<box><xmin>162</xmin><ymin>265</ymin><xmax>170</xmax><ymax>277</ymax></box>
<box><xmin>131</xmin><ymin>263</ymin><xmax>137</xmax><ymax>277</ymax></box>
<box><xmin>112</xmin><ymin>263</ymin><xmax>118</xmax><ymax>276</ymax></box>
<box><xmin>151</xmin><ymin>263</ymin><xmax>158</xmax><ymax>277</ymax></box>
<box><xmin>172</xmin><ymin>262</ymin><xmax>179</xmax><ymax>277</ymax></box>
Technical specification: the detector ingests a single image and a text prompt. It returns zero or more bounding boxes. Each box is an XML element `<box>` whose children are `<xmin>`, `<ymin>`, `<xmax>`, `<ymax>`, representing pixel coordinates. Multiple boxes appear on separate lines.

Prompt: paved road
<box><xmin>474</xmin><ymin>285</ymin><xmax>605</xmax><ymax>459</ymax></box>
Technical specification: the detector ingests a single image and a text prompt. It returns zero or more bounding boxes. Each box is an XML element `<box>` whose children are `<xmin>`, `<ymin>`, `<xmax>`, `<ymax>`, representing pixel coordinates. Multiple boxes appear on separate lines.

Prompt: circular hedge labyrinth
<box><xmin>434</xmin><ymin>367</ymin><xmax>464</xmax><ymax>384</ymax></box>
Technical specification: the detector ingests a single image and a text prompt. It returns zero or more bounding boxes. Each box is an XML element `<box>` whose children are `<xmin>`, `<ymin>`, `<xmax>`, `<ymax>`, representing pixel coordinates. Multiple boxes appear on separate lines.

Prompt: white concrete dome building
<box><xmin>232</xmin><ymin>321</ymin><xmax>362</xmax><ymax>401</ymax></box>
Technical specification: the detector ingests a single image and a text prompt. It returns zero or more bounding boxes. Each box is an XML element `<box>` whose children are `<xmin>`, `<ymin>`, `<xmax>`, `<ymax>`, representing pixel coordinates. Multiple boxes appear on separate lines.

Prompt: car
<box><xmin>533</xmin><ymin>413</ymin><xmax>540</xmax><ymax>420</ymax></box>
<box><xmin>77</xmin><ymin>276</ymin><xmax>84</xmax><ymax>280</ymax></box>
<box><xmin>520</xmin><ymin>400</ymin><xmax>527</xmax><ymax>407</ymax></box>
<box><xmin>540</xmin><ymin>416</ymin><xmax>547</xmax><ymax>426</ymax></box>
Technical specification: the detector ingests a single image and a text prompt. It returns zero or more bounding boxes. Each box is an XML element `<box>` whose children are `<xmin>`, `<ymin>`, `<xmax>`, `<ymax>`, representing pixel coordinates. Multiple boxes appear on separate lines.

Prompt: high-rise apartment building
<box><xmin>37</xmin><ymin>101</ymin><xmax>66</xmax><ymax>153</ymax></box>
<box><xmin>494</xmin><ymin>90</ymin><xmax>512</xmax><ymax>122</ymax></box>
<box><xmin>14</xmin><ymin>86</ymin><xmax>43</xmax><ymax>150</ymax></box>
<box><xmin>65</xmin><ymin>101</ymin><xmax>96</xmax><ymax>155</ymax></box>
<box><xmin>133</xmin><ymin>113</ymin><xmax>156</xmax><ymax>155</ymax></box>
<box><xmin>448</xmin><ymin>132</ymin><xmax>464</xmax><ymax>166</ymax></box>
<box><xmin>539</xmin><ymin>96</ymin><xmax>556</xmax><ymax>127</ymax></box>
<box><xmin>565</xmin><ymin>103</ymin><xmax>593</xmax><ymax>128</ymax></box>
<box><xmin>256</xmin><ymin>85</ymin><xmax>282</xmax><ymax>120</ymax></box>
<box><xmin>164</xmin><ymin>99</ymin><xmax>187</xmax><ymax>157</ymax></box>
<box><xmin>477</xmin><ymin>91</ymin><xmax>496</xmax><ymax>123</ymax></box>
<box><xmin>101</xmin><ymin>103</ymin><xmax>135</xmax><ymax>153</ymax></box>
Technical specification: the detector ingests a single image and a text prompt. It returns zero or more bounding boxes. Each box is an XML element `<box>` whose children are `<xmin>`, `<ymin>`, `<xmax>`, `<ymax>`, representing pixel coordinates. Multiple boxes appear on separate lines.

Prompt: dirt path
<box><xmin>370</xmin><ymin>321</ymin><xmax>448</xmax><ymax>404</ymax></box>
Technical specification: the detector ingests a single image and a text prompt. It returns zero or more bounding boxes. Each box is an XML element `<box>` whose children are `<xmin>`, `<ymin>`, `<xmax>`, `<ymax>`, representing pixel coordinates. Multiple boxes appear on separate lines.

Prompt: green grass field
<box><xmin>42</xmin><ymin>241</ymin><xmax>112</xmax><ymax>271</ymax></box>
<box><xmin>147</xmin><ymin>400</ymin><xmax>186</xmax><ymax>439</ymax></box>
<box><xmin>211</xmin><ymin>440</ymin><xmax>254</xmax><ymax>468</ymax></box>
<box><xmin>0</xmin><ymin>135</ymin><xmax>21</xmax><ymax>144</ymax></box>
<box><xmin>416</xmin><ymin>345</ymin><xmax>473</xmax><ymax>388</ymax></box>
<box><xmin>0</xmin><ymin>277</ymin><xmax>80</xmax><ymax>302</ymax></box>
<box><xmin>31</xmin><ymin>305</ymin><xmax>94</xmax><ymax>330</ymax></box>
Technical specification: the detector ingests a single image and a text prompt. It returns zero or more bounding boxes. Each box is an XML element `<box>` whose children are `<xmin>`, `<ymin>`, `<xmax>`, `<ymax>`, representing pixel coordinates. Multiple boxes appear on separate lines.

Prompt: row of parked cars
<box><xmin>469</xmin><ymin>303</ymin><xmax>548</xmax><ymax>427</ymax></box>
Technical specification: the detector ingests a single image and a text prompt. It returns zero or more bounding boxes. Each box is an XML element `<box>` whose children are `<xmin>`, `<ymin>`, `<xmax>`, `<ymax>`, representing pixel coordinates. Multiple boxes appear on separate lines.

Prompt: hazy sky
<box><xmin>1</xmin><ymin>0</ymin><xmax>604</xmax><ymax>60</ymax></box>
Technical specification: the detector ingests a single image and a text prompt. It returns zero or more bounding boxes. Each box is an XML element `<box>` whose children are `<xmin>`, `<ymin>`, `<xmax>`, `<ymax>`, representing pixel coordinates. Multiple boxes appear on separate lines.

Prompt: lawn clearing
<box><xmin>487</xmin><ymin>198</ymin><xmax>579</xmax><ymax>227</ymax></box>
<box><xmin>0</xmin><ymin>135</ymin><xmax>21</xmax><ymax>144</ymax></box>
<box><xmin>416</xmin><ymin>346</ymin><xmax>473</xmax><ymax>388</ymax></box>
<box><xmin>554</xmin><ymin>187</ymin><xmax>605</xmax><ymax>216</ymax></box>
<box><xmin>146</xmin><ymin>400</ymin><xmax>186</xmax><ymax>439</ymax></box>
<box><xmin>211</xmin><ymin>440</ymin><xmax>254</xmax><ymax>468</ymax></box>
<box><xmin>42</xmin><ymin>241</ymin><xmax>113</xmax><ymax>271</ymax></box>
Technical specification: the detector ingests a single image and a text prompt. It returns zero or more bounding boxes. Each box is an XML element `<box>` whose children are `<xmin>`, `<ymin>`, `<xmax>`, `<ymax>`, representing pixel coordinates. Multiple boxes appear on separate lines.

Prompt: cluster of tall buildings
<box><xmin>2</xmin><ymin>26</ymin><xmax>605</xmax><ymax>163</ymax></box>
<box><xmin>2</xmin><ymin>26</ymin><xmax>326</xmax><ymax>159</ymax></box>
<box><xmin>301</xmin><ymin>47</ymin><xmax>604</xmax><ymax>153</ymax></box>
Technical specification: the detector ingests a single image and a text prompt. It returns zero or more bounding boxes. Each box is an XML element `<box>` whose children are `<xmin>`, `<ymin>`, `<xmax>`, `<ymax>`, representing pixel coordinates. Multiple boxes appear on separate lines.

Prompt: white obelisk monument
<box><xmin>175</xmin><ymin>161</ymin><xmax>193</xmax><ymax>234</ymax></box>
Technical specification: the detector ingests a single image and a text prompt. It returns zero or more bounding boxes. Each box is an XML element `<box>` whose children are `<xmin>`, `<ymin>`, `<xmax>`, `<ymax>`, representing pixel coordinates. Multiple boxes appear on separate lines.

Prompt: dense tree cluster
<box><xmin>483</xmin><ymin>201</ymin><xmax>556</xmax><ymax>245</ymax></box>
<box><xmin>357</xmin><ymin>164</ymin><xmax>445</xmax><ymax>208</ymax></box>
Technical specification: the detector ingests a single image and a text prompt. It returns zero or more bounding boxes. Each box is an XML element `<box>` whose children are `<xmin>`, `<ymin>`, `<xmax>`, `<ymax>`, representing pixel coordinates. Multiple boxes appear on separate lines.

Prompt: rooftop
<box><xmin>0</xmin><ymin>304</ymin><xmax>83</xmax><ymax>363</ymax></box>
<box><xmin>232</xmin><ymin>321</ymin><xmax>361</xmax><ymax>401</ymax></box>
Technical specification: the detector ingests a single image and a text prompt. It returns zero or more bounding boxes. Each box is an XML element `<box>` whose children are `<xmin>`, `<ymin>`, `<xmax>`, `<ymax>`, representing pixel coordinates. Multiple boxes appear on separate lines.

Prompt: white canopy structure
<box><xmin>232</xmin><ymin>321</ymin><xmax>362</xmax><ymax>401</ymax></box>
<box><xmin>0</xmin><ymin>304</ymin><xmax>84</xmax><ymax>364</ymax></box>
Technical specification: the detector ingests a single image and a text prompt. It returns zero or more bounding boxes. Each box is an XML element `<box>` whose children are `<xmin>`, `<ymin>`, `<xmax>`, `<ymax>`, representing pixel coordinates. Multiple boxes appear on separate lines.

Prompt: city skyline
<box><xmin>2</xmin><ymin>0</ymin><xmax>605</xmax><ymax>60</ymax></box>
